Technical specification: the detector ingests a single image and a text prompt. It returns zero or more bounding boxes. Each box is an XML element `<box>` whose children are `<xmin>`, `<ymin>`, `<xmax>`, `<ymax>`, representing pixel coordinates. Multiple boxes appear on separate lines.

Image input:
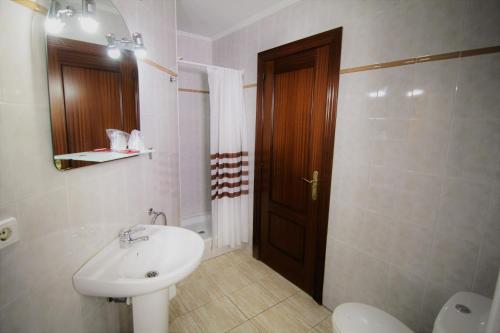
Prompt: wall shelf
<box><xmin>54</xmin><ymin>149</ymin><xmax>154</xmax><ymax>163</ymax></box>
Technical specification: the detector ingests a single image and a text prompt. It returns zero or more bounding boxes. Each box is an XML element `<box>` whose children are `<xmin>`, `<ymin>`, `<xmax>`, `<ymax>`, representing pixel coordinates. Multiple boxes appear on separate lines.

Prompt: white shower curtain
<box><xmin>208</xmin><ymin>67</ymin><xmax>249</xmax><ymax>248</ymax></box>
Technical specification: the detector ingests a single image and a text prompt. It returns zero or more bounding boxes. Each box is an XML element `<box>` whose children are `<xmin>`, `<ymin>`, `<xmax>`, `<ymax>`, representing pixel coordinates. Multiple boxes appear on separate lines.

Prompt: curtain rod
<box><xmin>177</xmin><ymin>59</ymin><xmax>241</xmax><ymax>71</ymax></box>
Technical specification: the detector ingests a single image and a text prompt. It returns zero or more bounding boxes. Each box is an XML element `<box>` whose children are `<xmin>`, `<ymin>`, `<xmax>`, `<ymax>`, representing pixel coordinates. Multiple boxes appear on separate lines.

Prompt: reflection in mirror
<box><xmin>45</xmin><ymin>0</ymin><xmax>149</xmax><ymax>170</ymax></box>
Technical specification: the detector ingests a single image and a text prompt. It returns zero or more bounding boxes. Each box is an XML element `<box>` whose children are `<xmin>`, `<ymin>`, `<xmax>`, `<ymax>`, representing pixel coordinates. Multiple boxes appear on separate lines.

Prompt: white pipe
<box><xmin>487</xmin><ymin>269</ymin><xmax>500</xmax><ymax>333</ymax></box>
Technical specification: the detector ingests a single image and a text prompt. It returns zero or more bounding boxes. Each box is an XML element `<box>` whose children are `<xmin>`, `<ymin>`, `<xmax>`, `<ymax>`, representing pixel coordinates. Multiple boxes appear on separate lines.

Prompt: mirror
<box><xmin>46</xmin><ymin>0</ymin><xmax>148</xmax><ymax>170</ymax></box>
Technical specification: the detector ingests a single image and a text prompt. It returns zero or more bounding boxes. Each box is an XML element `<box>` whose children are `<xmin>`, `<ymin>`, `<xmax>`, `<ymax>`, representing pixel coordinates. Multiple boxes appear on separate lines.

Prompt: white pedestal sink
<box><xmin>73</xmin><ymin>225</ymin><xmax>204</xmax><ymax>333</ymax></box>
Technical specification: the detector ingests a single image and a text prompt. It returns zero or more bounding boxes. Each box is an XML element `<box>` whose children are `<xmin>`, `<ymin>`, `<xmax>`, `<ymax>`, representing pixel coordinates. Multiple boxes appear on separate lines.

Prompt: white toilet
<box><xmin>332</xmin><ymin>292</ymin><xmax>495</xmax><ymax>333</ymax></box>
<box><xmin>332</xmin><ymin>303</ymin><xmax>413</xmax><ymax>333</ymax></box>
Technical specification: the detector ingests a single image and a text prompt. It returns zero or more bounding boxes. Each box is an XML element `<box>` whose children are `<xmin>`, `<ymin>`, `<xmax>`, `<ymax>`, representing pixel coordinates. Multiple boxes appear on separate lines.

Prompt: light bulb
<box><xmin>45</xmin><ymin>17</ymin><xmax>65</xmax><ymax>34</ymax></box>
<box><xmin>107</xmin><ymin>46</ymin><xmax>121</xmax><ymax>59</ymax></box>
<box><xmin>134</xmin><ymin>47</ymin><xmax>147</xmax><ymax>59</ymax></box>
<box><xmin>79</xmin><ymin>16</ymin><xmax>99</xmax><ymax>33</ymax></box>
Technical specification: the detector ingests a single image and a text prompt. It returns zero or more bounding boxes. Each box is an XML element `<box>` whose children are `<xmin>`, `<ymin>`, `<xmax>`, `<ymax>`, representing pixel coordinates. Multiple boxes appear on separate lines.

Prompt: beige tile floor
<box><xmin>169</xmin><ymin>248</ymin><xmax>333</xmax><ymax>332</ymax></box>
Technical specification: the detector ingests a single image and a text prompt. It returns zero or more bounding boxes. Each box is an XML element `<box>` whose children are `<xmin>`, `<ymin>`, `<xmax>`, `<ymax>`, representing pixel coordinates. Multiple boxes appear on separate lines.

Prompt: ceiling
<box><xmin>177</xmin><ymin>0</ymin><xmax>299</xmax><ymax>40</ymax></box>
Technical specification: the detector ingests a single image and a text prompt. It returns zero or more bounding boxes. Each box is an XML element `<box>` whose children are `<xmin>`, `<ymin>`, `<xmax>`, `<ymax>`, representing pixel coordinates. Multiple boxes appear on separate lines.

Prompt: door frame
<box><xmin>253</xmin><ymin>27</ymin><xmax>342</xmax><ymax>303</ymax></box>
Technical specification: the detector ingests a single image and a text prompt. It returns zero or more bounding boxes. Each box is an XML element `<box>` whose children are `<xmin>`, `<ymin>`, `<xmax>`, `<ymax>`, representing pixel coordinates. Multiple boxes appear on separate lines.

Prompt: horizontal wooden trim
<box><xmin>141</xmin><ymin>58</ymin><xmax>178</xmax><ymax>77</ymax></box>
<box><xmin>340</xmin><ymin>45</ymin><xmax>500</xmax><ymax>74</ymax></box>
<box><xmin>179</xmin><ymin>88</ymin><xmax>209</xmax><ymax>94</ymax></box>
<box><xmin>211</xmin><ymin>189</ymin><xmax>249</xmax><ymax>200</ymax></box>
<box><xmin>461</xmin><ymin>45</ymin><xmax>500</xmax><ymax>57</ymax></box>
<box><xmin>180</xmin><ymin>45</ymin><xmax>500</xmax><ymax>89</ymax></box>
<box><xmin>11</xmin><ymin>0</ymin><xmax>47</xmax><ymax>14</ymax></box>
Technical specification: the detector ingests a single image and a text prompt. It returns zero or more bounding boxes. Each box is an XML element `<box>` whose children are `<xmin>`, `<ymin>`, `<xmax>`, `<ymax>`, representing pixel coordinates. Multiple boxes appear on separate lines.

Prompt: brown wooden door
<box><xmin>254</xmin><ymin>28</ymin><xmax>342</xmax><ymax>303</ymax></box>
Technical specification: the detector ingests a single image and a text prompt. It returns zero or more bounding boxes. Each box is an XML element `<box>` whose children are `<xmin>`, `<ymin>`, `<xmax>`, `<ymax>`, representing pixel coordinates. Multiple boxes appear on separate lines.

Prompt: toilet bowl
<box><xmin>332</xmin><ymin>303</ymin><xmax>413</xmax><ymax>333</ymax></box>
<box><xmin>333</xmin><ymin>291</ymin><xmax>495</xmax><ymax>333</ymax></box>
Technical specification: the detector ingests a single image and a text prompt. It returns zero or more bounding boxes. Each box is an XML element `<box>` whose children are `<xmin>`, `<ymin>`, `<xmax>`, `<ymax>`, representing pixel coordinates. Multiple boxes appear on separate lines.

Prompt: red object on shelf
<box><xmin>92</xmin><ymin>148</ymin><xmax>140</xmax><ymax>154</ymax></box>
<box><xmin>117</xmin><ymin>149</ymin><xmax>140</xmax><ymax>154</ymax></box>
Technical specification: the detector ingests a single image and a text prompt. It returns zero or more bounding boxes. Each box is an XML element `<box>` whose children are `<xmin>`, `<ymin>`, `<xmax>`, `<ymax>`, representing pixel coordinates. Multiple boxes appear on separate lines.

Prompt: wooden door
<box><xmin>254</xmin><ymin>28</ymin><xmax>342</xmax><ymax>303</ymax></box>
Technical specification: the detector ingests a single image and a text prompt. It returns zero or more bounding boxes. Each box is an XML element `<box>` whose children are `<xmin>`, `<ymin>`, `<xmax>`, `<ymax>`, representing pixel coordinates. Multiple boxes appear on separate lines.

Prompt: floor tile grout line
<box><xmin>223</xmin><ymin>296</ymin><xmax>252</xmax><ymax>332</ymax></box>
<box><xmin>224</xmin><ymin>291</ymin><xmax>303</xmax><ymax>332</ymax></box>
<box><xmin>171</xmin><ymin>250</ymin><xmax>332</xmax><ymax>332</ymax></box>
<box><xmin>171</xmin><ymin>275</ymin><xmax>276</xmax><ymax>324</ymax></box>
<box><xmin>184</xmin><ymin>311</ymin><xmax>204</xmax><ymax>333</ymax></box>
<box><xmin>237</xmin><ymin>289</ymin><xmax>305</xmax><ymax>331</ymax></box>
<box><xmin>174</xmin><ymin>271</ymin><xmax>289</xmax><ymax>322</ymax></box>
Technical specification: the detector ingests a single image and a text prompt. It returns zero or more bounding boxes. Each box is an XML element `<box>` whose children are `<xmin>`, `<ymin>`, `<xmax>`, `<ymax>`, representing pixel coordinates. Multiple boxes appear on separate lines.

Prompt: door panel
<box><xmin>254</xmin><ymin>28</ymin><xmax>342</xmax><ymax>302</ymax></box>
<box><xmin>62</xmin><ymin>66</ymin><xmax>123</xmax><ymax>154</ymax></box>
<box><xmin>270</xmin><ymin>67</ymin><xmax>314</xmax><ymax>213</ymax></box>
<box><xmin>268</xmin><ymin>213</ymin><xmax>305</xmax><ymax>261</ymax></box>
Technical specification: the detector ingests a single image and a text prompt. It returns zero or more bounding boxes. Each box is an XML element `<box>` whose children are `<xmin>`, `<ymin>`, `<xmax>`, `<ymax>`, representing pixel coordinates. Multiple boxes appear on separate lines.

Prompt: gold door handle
<box><xmin>301</xmin><ymin>170</ymin><xmax>319</xmax><ymax>201</ymax></box>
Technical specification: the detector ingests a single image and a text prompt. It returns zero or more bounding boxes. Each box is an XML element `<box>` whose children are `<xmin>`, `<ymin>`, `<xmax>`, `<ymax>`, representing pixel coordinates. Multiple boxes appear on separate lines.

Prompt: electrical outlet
<box><xmin>0</xmin><ymin>217</ymin><xmax>19</xmax><ymax>250</ymax></box>
<box><xmin>0</xmin><ymin>226</ymin><xmax>12</xmax><ymax>241</ymax></box>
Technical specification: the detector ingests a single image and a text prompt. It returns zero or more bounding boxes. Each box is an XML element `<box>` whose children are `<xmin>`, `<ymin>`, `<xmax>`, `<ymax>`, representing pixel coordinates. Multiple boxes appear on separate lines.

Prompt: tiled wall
<box><xmin>177</xmin><ymin>33</ymin><xmax>212</xmax><ymax>222</ymax></box>
<box><xmin>0</xmin><ymin>0</ymin><xmax>179</xmax><ymax>332</ymax></box>
<box><xmin>212</xmin><ymin>0</ymin><xmax>500</xmax><ymax>332</ymax></box>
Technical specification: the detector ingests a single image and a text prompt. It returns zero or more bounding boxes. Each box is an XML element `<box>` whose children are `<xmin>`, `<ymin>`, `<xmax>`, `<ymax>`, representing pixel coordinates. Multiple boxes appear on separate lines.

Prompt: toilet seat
<box><xmin>332</xmin><ymin>303</ymin><xmax>414</xmax><ymax>333</ymax></box>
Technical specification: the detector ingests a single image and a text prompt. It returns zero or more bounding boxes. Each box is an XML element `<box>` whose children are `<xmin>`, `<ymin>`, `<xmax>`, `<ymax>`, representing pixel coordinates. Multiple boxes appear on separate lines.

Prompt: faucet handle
<box><xmin>119</xmin><ymin>228</ymin><xmax>132</xmax><ymax>238</ymax></box>
<box><xmin>119</xmin><ymin>226</ymin><xmax>145</xmax><ymax>238</ymax></box>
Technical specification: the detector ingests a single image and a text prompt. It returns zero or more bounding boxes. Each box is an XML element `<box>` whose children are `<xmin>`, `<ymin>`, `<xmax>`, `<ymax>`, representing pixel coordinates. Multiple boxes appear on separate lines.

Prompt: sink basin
<box><xmin>73</xmin><ymin>225</ymin><xmax>204</xmax><ymax>333</ymax></box>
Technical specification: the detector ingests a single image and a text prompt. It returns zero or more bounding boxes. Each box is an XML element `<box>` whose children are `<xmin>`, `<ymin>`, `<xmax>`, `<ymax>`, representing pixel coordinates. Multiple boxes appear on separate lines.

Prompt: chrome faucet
<box><xmin>148</xmin><ymin>208</ymin><xmax>167</xmax><ymax>225</ymax></box>
<box><xmin>119</xmin><ymin>226</ymin><xmax>149</xmax><ymax>248</ymax></box>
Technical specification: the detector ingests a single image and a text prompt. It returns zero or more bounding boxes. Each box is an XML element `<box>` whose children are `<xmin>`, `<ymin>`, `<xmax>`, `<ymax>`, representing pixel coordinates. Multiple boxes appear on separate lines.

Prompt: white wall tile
<box><xmin>426</xmin><ymin>232</ymin><xmax>480</xmax><ymax>290</ymax></box>
<box><xmin>383</xmin><ymin>266</ymin><xmax>426</xmax><ymax>331</ymax></box>
<box><xmin>177</xmin><ymin>33</ymin><xmax>213</xmax><ymax>222</ymax></box>
<box><xmin>460</xmin><ymin>0</ymin><xmax>500</xmax><ymax>50</ymax></box>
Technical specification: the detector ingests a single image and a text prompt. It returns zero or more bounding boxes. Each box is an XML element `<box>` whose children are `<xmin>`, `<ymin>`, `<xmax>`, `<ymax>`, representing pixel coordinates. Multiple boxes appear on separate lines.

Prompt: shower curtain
<box><xmin>208</xmin><ymin>67</ymin><xmax>249</xmax><ymax>248</ymax></box>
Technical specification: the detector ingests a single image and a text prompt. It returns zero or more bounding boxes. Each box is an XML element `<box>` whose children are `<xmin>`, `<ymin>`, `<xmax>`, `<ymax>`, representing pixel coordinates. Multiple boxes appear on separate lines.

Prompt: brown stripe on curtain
<box><xmin>211</xmin><ymin>180</ymin><xmax>249</xmax><ymax>190</ymax></box>
<box><xmin>211</xmin><ymin>190</ymin><xmax>249</xmax><ymax>200</ymax></box>
<box><xmin>210</xmin><ymin>160</ymin><xmax>249</xmax><ymax>170</ymax></box>
<box><xmin>210</xmin><ymin>170</ymin><xmax>249</xmax><ymax>180</ymax></box>
<box><xmin>210</xmin><ymin>151</ymin><xmax>249</xmax><ymax>200</ymax></box>
<box><xmin>210</xmin><ymin>151</ymin><xmax>249</xmax><ymax>159</ymax></box>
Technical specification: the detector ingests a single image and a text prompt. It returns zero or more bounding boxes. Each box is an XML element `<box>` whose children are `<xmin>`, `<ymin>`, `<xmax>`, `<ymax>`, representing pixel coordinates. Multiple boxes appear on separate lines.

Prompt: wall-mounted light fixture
<box><xmin>45</xmin><ymin>0</ymin><xmax>73</xmax><ymax>34</ymax></box>
<box><xmin>78</xmin><ymin>0</ymin><xmax>99</xmax><ymax>33</ymax></box>
<box><xmin>132</xmin><ymin>32</ymin><xmax>147</xmax><ymax>59</ymax></box>
<box><xmin>46</xmin><ymin>0</ymin><xmax>147</xmax><ymax>60</ymax></box>
<box><xmin>106</xmin><ymin>33</ymin><xmax>121</xmax><ymax>59</ymax></box>
<box><xmin>106</xmin><ymin>33</ymin><xmax>147</xmax><ymax>60</ymax></box>
<box><xmin>46</xmin><ymin>0</ymin><xmax>99</xmax><ymax>34</ymax></box>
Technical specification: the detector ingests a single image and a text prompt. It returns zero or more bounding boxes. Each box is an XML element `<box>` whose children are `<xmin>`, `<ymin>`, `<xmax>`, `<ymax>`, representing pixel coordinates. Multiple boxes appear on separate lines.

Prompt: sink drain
<box><xmin>145</xmin><ymin>271</ymin><xmax>159</xmax><ymax>278</ymax></box>
<box><xmin>455</xmin><ymin>304</ymin><xmax>471</xmax><ymax>314</ymax></box>
<box><xmin>198</xmin><ymin>230</ymin><xmax>205</xmax><ymax>234</ymax></box>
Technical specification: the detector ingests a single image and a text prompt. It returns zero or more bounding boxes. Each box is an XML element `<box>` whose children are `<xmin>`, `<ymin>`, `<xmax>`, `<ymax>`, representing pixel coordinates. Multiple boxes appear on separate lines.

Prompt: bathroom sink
<box><xmin>73</xmin><ymin>225</ymin><xmax>204</xmax><ymax>298</ymax></box>
<box><xmin>73</xmin><ymin>225</ymin><xmax>204</xmax><ymax>333</ymax></box>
